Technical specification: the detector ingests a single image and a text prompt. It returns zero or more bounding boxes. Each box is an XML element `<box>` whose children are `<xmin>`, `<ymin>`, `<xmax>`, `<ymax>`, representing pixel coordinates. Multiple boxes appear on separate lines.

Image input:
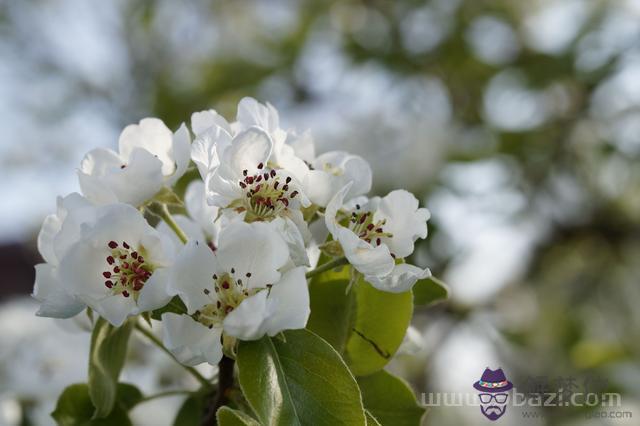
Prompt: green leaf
<box><xmin>237</xmin><ymin>329</ymin><xmax>366</xmax><ymax>426</ymax></box>
<box><xmin>150</xmin><ymin>295</ymin><xmax>188</xmax><ymax>320</ymax></box>
<box><xmin>216</xmin><ymin>407</ymin><xmax>260</xmax><ymax>426</ymax></box>
<box><xmin>115</xmin><ymin>383</ymin><xmax>143</xmax><ymax>411</ymax></box>
<box><xmin>88</xmin><ymin>318</ymin><xmax>134</xmax><ymax>419</ymax></box>
<box><xmin>412</xmin><ymin>276</ymin><xmax>449</xmax><ymax>306</ymax></box>
<box><xmin>365</xmin><ymin>410</ymin><xmax>382</xmax><ymax>426</ymax></box>
<box><xmin>51</xmin><ymin>383</ymin><xmax>138</xmax><ymax>426</ymax></box>
<box><xmin>307</xmin><ymin>272</ymin><xmax>413</xmax><ymax>376</ymax></box>
<box><xmin>357</xmin><ymin>370</ymin><xmax>425</xmax><ymax>426</ymax></box>
<box><xmin>173</xmin><ymin>395</ymin><xmax>204</xmax><ymax>426</ymax></box>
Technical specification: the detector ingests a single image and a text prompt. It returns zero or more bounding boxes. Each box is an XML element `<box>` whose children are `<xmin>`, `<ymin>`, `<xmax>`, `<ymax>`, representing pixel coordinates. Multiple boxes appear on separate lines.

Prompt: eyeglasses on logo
<box><xmin>473</xmin><ymin>367</ymin><xmax>513</xmax><ymax>421</ymax></box>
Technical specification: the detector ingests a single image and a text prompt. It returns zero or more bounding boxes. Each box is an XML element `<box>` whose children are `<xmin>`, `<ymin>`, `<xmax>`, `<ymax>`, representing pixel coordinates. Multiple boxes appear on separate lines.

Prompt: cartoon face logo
<box><xmin>473</xmin><ymin>368</ymin><xmax>513</xmax><ymax>421</ymax></box>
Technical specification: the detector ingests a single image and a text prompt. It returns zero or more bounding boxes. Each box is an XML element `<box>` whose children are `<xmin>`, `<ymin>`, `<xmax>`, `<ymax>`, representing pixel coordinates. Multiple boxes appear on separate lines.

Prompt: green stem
<box><xmin>134</xmin><ymin>390</ymin><xmax>191</xmax><ymax>406</ymax></box>
<box><xmin>135</xmin><ymin>323</ymin><xmax>211</xmax><ymax>389</ymax></box>
<box><xmin>305</xmin><ymin>257</ymin><xmax>349</xmax><ymax>279</ymax></box>
<box><xmin>157</xmin><ymin>203</ymin><xmax>188</xmax><ymax>244</ymax></box>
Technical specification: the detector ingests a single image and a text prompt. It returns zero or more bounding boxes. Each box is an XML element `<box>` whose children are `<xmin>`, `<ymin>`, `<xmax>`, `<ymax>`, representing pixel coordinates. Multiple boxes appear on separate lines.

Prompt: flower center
<box><xmin>194</xmin><ymin>269</ymin><xmax>266</xmax><ymax>329</ymax></box>
<box><xmin>101</xmin><ymin>240</ymin><xmax>154</xmax><ymax>298</ymax></box>
<box><xmin>349</xmin><ymin>204</ymin><xmax>394</xmax><ymax>249</ymax></box>
<box><xmin>234</xmin><ymin>162</ymin><xmax>299</xmax><ymax>222</ymax></box>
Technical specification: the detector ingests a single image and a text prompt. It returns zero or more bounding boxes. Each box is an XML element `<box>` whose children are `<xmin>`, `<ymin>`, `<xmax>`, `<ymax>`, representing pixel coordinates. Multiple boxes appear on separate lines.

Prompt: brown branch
<box><xmin>201</xmin><ymin>355</ymin><xmax>235</xmax><ymax>426</ymax></box>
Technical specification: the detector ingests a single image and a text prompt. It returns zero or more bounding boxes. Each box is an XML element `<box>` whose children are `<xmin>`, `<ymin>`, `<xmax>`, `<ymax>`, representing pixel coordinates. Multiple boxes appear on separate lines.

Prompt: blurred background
<box><xmin>1</xmin><ymin>0</ymin><xmax>640</xmax><ymax>425</ymax></box>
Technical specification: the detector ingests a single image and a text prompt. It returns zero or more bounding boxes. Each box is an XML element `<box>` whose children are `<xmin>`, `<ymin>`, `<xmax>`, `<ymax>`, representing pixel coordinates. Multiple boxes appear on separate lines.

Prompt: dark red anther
<box><xmin>254</xmin><ymin>184</ymin><xmax>261</xmax><ymax>193</ymax></box>
<box><xmin>290</xmin><ymin>191</ymin><xmax>298</xmax><ymax>198</ymax></box>
<box><xmin>131</xmin><ymin>252</ymin><xmax>138</xmax><ymax>259</ymax></box>
<box><xmin>263</xmin><ymin>172</ymin><xmax>269</xmax><ymax>180</ymax></box>
<box><xmin>243</xmin><ymin>169</ymin><xmax>248</xmax><ymax>176</ymax></box>
<box><xmin>246</xmin><ymin>176</ymin><xmax>254</xmax><ymax>184</ymax></box>
<box><xmin>120</xmin><ymin>255</ymin><xmax>126</xmax><ymax>259</ymax></box>
<box><xmin>282</xmin><ymin>184</ymin><xmax>289</xmax><ymax>191</ymax></box>
<box><xmin>367</xmin><ymin>223</ymin><xmax>375</xmax><ymax>231</ymax></box>
<box><xmin>257</xmin><ymin>162</ymin><xmax>264</xmax><ymax>169</ymax></box>
<box><xmin>222</xmin><ymin>281</ymin><xmax>230</xmax><ymax>289</ymax></box>
<box><xmin>122</xmin><ymin>262</ymin><xmax>129</xmax><ymax>269</ymax></box>
<box><xmin>239</xmin><ymin>181</ymin><xmax>247</xmax><ymax>189</ymax></box>
<box><xmin>225</xmin><ymin>306</ymin><xmax>234</xmax><ymax>313</ymax></box>
<box><xmin>122</xmin><ymin>291</ymin><xmax>130</xmax><ymax>298</ymax></box>
<box><xmin>102</xmin><ymin>271</ymin><xmax>111</xmax><ymax>278</ymax></box>
<box><xmin>376</xmin><ymin>238</ymin><xmax>381</xmax><ymax>245</ymax></box>
<box><xmin>390</xmin><ymin>253</ymin><xmax>396</xmax><ymax>259</ymax></box>
<box><xmin>359</xmin><ymin>215</ymin><xmax>367</xmax><ymax>224</ymax></box>
<box><xmin>256</xmin><ymin>175</ymin><xmax>262</xmax><ymax>183</ymax></box>
<box><xmin>123</xmin><ymin>242</ymin><xmax>130</xmax><ymax>249</ymax></box>
<box><xmin>108</xmin><ymin>241</ymin><xmax>118</xmax><ymax>249</ymax></box>
<box><xmin>217</xmin><ymin>301</ymin><xmax>221</xmax><ymax>308</ymax></box>
<box><xmin>138</xmin><ymin>256</ymin><xmax>144</xmax><ymax>263</ymax></box>
<box><xmin>376</xmin><ymin>228</ymin><xmax>383</xmax><ymax>233</ymax></box>
<box><xmin>286</xmin><ymin>176</ymin><xmax>292</xmax><ymax>184</ymax></box>
<box><xmin>105</xmin><ymin>280</ymin><xmax>113</xmax><ymax>288</ymax></box>
<box><xmin>279</xmin><ymin>198</ymin><xmax>289</xmax><ymax>207</ymax></box>
<box><xmin>274</xmin><ymin>181</ymin><xmax>279</xmax><ymax>189</ymax></box>
<box><xmin>113</xmin><ymin>266</ymin><xmax>120</xmax><ymax>273</ymax></box>
<box><xmin>270</xmin><ymin>169</ymin><xmax>276</xmax><ymax>178</ymax></box>
<box><xmin>107</xmin><ymin>256</ymin><xmax>115</xmax><ymax>265</ymax></box>
<box><xmin>204</xmin><ymin>288</ymin><xmax>210</xmax><ymax>295</ymax></box>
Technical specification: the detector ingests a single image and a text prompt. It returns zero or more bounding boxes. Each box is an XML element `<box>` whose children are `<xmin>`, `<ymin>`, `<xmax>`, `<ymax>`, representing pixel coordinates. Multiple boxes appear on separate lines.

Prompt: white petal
<box><xmin>190</xmin><ymin>124</ymin><xmax>232</xmax><ymax>179</ymax></box>
<box><xmin>236</xmin><ymin>97</ymin><xmax>279</xmax><ymax>134</ymax></box>
<box><xmin>52</xmin><ymin>195</ymin><xmax>99</xmax><ymax>263</ymax></box>
<box><xmin>218</xmin><ymin>127</ymin><xmax>273</xmax><ymax>181</ymax></box>
<box><xmin>37</xmin><ymin>214</ymin><xmax>62</xmax><ymax>265</ymax></box>
<box><xmin>337</xmin><ymin>227</ymin><xmax>395</xmax><ymax>278</ymax></box>
<box><xmin>365</xmin><ymin>263</ymin><xmax>431</xmax><ymax>293</ymax></box>
<box><xmin>308</xmin><ymin>151</ymin><xmax>372</xmax><ymax>206</ymax></box>
<box><xmin>373</xmin><ymin>190</ymin><xmax>430</xmax><ymax>258</ymax></box>
<box><xmin>166</xmin><ymin>123</ymin><xmax>191</xmax><ymax>185</ymax></box>
<box><xmin>261</xmin><ymin>267</ymin><xmax>310</xmax><ymax>336</ymax></box>
<box><xmin>139</xmin><ymin>230</ymin><xmax>176</xmax><ymax>268</ymax></box>
<box><xmin>108</xmin><ymin>148</ymin><xmax>164</xmax><ymax>206</ymax></box>
<box><xmin>93</xmin><ymin>294</ymin><xmax>137</xmax><ymax>327</ymax></box>
<box><xmin>136</xmin><ymin>268</ymin><xmax>172</xmax><ymax>313</ymax></box>
<box><xmin>271</xmin><ymin>216</ymin><xmax>310</xmax><ymax>267</ymax></box>
<box><xmin>119</xmin><ymin>118</ymin><xmax>175</xmax><ymax>176</ymax></box>
<box><xmin>168</xmin><ymin>240</ymin><xmax>220</xmax><ymax>314</ymax></box>
<box><xmin>286</xmin><ymin>130</ymin><xmax>315</xmax><ymax>163</ymax></box>
<box><xmin>33</xmin><ymin>263</ymin><xmax>85</xmax><ymax>318</ymax></box>
<box><xmin>324</xmin><ymin>182</ymin><xmax>352</xmax><ymax>237</ymax></box>
<box><xmin>78</xmin><ymin>148</ymin><xmax>121</xmax><ymax>205</ymax></box>
<box><xmin>216</xmin><ymin>222</ymin><xmax>288</xmax><ymax>289</ymax></box>
<box><xmin>185</xmin><ymin>180</ymin><xmax>219</xmax><ymax>239</ymax></box>
<box><xmin>80</xmin><ymin>148</ymin><xmax>164</xmax><ymax>206</ymax></box>
<box><xmin>191</xmin><ymin>109</ymin><xmax>231</xmax><ymax>136</ymax></box>
<box><xmin>59</xmin><ymin>239</ymin><xmax>112</xmax><ymax>301</ymax></box>
<box><xmin>162</xmin><ymin>313</ymin><xmax>223</xmax><ymax>366</ymax></box>
<box><xmin>223</xmin><ymin>290</ymin><xmax>270</xmax><ymax>340</ymax></box>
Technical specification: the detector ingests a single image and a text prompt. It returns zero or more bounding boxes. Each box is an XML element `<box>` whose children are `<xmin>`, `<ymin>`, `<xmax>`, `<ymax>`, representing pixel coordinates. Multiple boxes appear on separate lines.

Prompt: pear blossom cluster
<box><xmin>32</xmin><ymin>97</ymin><xmax>431</xmax><ymax>366</ymax></box>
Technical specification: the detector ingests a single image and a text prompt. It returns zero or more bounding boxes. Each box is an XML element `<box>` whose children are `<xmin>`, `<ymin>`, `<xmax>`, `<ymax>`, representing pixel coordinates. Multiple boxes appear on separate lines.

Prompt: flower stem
<box><xmin>156</xmin><ymin>203</ymin><xmax>188</xmax><ymax>244</ymax></box>
<box><xmin>305</xmin><ymin>257</ymin><xmax>349</xmax><ymax>279</ymax></box>
<box><xmin>135</xmin><ymin>323</ymin><xmax>211</xmax><ymax>389</ymax></box>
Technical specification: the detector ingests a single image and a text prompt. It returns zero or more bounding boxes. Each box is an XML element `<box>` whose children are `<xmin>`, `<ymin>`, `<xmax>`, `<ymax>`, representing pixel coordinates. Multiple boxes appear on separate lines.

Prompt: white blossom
<box><xmin>163</xmin><ymin>221</ymin><xmax>309</xmax><ymax>366</ymax></box>
<box><xmin>325</xmin><ymin>183</ymin><xmax>431</xmax><ymax>292</ymax></box>
<box><xmin>41</xmin><ymin>202</ymin><xmax>177</xmax><ymax>326</ymax></box>
<box><xmin>78</xmin><ymin>118</ymin><xmax>191</xmax><ymax>206</ymax></box>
